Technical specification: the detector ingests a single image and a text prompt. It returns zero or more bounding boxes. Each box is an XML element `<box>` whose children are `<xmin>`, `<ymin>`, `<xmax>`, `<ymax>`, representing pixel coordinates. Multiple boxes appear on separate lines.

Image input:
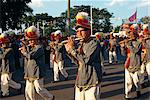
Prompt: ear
<box><xmin>87</xmin><ymin>29</ymin><xmax>91</xmax><ymax>36</ymax></box>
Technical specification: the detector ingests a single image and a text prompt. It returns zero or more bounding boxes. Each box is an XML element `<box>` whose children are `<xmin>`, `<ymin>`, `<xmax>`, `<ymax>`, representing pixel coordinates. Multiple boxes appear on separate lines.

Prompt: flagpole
<box><xmin>135</xmin><ymin>7</ymin><xmax>137</xmax><ymax>24</ymax></box>
<box><xmin>136</xmin><ymin>8</ymin><xmax>137</xmax><ymax>24</ymax></box>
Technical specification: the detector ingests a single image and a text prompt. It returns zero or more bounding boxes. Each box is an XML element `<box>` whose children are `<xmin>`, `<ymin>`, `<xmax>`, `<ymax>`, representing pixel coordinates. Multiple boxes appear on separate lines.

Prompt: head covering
<box><xmin>95</xmin><ymin>32</ymin><xmax>101</xmax><ymax>40</ymax></box>
<box><xmin>50</xmin><ymin>32</ymin><xmax>55</xmax><ymax>41</ymax></box>
<box><xmin>25</xmin><ymin>26</ymin><xmax>40</xmax><ymax>40</ymax></box>
<box><xmin>130</xmin><ymin>24</ymin><xmax>139</xmax><ymax>32</ymax></box>
<box><xmin>75</xmin><ymin>12</ymin><xmax>91</xmax><ymax>29</ymax></box>
<box><xmin>110</xmin><ymin>32</ymin><xmax>113</xmax><ymax>38</ymax></box>
<box><xmin>8</xmin><ymin>31</ymin><xmax>15</xmax><ymax>35</ymax></box>
<box><xmin>122</xmin><ymin>23</ymin><xmax>129</xmax><ymax>29</ymax></box>
<box><xmin>54</xmin><ymin>30</ymin><xmax>62</xmax><ymax>37</ymax></box>
<box><xmin>0</xmin><ymin>33</ymin><xmax>10</xmax><ymax>43</ymax></box>
<box><xmin>139</xmin><ymin>34</ymin><xmax>144</xmax><ymax>39</ymax></box>
<box><xmin>54</xmin><ymin>30</ymin><xmax>62</xmax><ymax>40</ymax></box>
<box><xmin>142</xmin><ymin>24</ymin><xmax>149</xmax><ymax>35</ymax></box>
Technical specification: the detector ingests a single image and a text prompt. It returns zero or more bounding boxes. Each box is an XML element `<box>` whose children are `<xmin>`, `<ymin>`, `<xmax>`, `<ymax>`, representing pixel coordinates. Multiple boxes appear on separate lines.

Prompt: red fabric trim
<box><xmin>76</xmin><ymin>18</ymin><xmax>90</xmax><ymax>29</ymax></box>
<box><xmin>26</xmin><ymin>32</ymin><xmax>39</xmax><ymax>39</ymax></box>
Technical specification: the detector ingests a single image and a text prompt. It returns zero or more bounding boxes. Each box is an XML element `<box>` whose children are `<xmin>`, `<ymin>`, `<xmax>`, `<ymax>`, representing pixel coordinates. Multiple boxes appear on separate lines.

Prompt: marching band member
<box><xmin>0</xmin><ymin>33</ymin><xmax>21</xmax><ymax>97</ymax></box>
<box><xmin>49</xmin><ymin>32</ymin><xmax>55</xmax><ymax>68</ymax></box>
<box><xmin>108</xmin><ymin>33</ymin><xmax>117</xmax><ymax>64</ymax></box>
<box><xmin>95</xmin><ymin>32</ymin><xmax>106</xmax><ymax>75</ymax></box>
<box><xmin>20</xmin><ymin>26</ymin><xmax>54</xmax><ymax>100</ymax></box>
<box><xmin>64</xmin><ymin>12</ymin><xmax>102</xmax><ymax>100</ymax></box>
<box><xmin>50</xmin><ymin>30</ymin><xmax>68</xmax><ymax>82</ymax></box>
<box><xmin>120</xmin><ymin>24</ymin><xmax>142</xmax><ymax>99</ymax></box>
<box><xmin>140</xmin><ymin>24</ymin><xmax>150</xmax><ymax>86</ymax></box>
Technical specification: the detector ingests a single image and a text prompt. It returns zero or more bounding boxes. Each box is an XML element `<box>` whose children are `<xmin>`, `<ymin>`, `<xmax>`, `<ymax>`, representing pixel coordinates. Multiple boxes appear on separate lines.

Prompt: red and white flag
<box><xmin>128</xmin><ymin>11</ymin><xmax>137</xmax><ymax>22</ymax></box>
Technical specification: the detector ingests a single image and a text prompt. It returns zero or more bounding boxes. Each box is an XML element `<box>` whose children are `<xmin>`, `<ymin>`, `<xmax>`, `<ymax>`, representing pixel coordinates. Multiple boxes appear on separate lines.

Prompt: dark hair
<box><xmin>75</xmin><ymin>25</ymin><xmax>91</xmax><ymax>31</ymax></box>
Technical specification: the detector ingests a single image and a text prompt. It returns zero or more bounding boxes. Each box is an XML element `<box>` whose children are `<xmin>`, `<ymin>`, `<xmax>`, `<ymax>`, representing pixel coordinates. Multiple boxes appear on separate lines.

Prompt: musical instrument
<box><xmin>143</xmin><ymin>37</ymin><xmax>150</xmax><ymax>41</ymax></box>
<box><xmin>49</xmin><ymin>38</ymin><xmax>82</xmax><ymax>48</ymax></box>
<box><xmin>119</xmin><ymin>38</ymin><xmax>133</xmax><ymax>45</ymax></box>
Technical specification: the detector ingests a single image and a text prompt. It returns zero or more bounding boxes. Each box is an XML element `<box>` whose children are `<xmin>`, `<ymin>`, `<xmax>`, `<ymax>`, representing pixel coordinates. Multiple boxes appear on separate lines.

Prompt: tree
<box><xmin>141</xmin><ymin>16</ymin><xmax>150</xmax><ymax>24</ymax></box>
<box><xmin>0</xmin><ymin>0</ymin><xmax>33</xmax><ymax>31</ymax></box>
<box><xmin>114</xmin><ymin>26</ymin><xmax>120</xmax><ymax>33</ymax></box>
<box><xmin>60</xmin><ymin>5</ymin><xmax>113</xmax><ymax>34</ymax></box>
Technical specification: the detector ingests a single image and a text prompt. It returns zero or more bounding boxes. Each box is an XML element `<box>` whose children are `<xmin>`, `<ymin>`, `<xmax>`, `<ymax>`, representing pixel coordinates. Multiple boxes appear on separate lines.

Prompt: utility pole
<box><xmin>0</xmin><ymin>0</ymin><xmax>2</xmax><ymax>32</ymax></box>
<box><xmin>68</xmin><ymin>0</ymin><xmax>70</xmax><ymax>35</ymax></box>
<box><xmin>43</xmin><ymin>20</ymin><xmax>45</xmax><ymax>36</ymax></box>
<box><xmin>90</xmin><ymin>5</ymin><xmax>93</xmax><ymax>35</ymax></box>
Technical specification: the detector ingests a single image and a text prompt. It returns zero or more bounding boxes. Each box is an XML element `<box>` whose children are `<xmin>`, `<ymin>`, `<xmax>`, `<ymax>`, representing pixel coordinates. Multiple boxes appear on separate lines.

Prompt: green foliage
<box><xmin>60</xmin><ymin>5</ymin><xmax>113</xmax><ymax>34</ymax></box>
<box><xmin>141</xmin><ymin>16</ymin><xmax>150</xmax><ymax>24</ymax></box>
<box><xmin>1</xmin><ymin>3</ymin><xmax>113</xmax><ymax>36</ymax></box>
<box><xmin>114</xmin><ymin>26</ymin><xmax>120</xmax><ymax>33</ymax></box>
<box><xmin>0</xmin><ymin>0</ymin><xmax>33</xmax><ymax>31</ymax></box>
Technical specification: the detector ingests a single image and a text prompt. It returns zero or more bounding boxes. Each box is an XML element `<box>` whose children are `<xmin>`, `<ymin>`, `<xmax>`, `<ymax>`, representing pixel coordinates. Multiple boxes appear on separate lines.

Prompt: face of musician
<box><xmin>144</xmin><ymin>31</ymin><xmax>150</xmax><ymax>38</ymax></box>
<box><xmin>130</xmin><ymin>31</ymin><xmax>138</xmax><ymax>39</ymax></box>
<box><xmin>76</xmin><ymin>27</ymin><xmax>91</xmax><ymax>42</ymax></box>
<box><xmin>54</xmin><ymin>35</ymin><xmax>61</xmax><ymax>42</ymax></box>
<box><xmin>1</xmin><ymin>43</ymin><xmax>10</xmax><ymax>48</ymax></box>
<box><xmin>95</xmin><ymin>34</ymin><xmax>101</xmax><ymax>41</ymax></box>
<box><xmin>28</xmin><ymin>39</ymin><xmax>38</xmax><ymax>47</ymax></box>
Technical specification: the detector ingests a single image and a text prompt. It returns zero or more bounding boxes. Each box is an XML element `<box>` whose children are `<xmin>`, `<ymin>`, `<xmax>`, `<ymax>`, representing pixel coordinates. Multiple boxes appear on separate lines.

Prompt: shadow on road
<box><xmin>102</xmin><ymin>75</ymin><xmax>124</xmax><ymax>82</ymax></box>
<box><xmin>102</xmin><ymin>80</ymin><xmax>124</xmax><ymax>87</ymax></box>
<box><xmin>101</xmin><ymin>88</ymin><xmax>124</xmax><ymax>98</ymax></box>
<box><xmin>47</xmin><ymin>83</ymin><xmax>75</xmax><ymax>91</ymax></box>
<box><xmin>105</xmin><ymin>70</ymin><xmax>124</xmax><ymax>76</ymax></box>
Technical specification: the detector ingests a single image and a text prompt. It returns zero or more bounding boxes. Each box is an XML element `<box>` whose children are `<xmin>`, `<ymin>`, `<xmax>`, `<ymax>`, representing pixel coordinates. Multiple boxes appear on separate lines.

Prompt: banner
<box><xmin>128</xmin><ymin>11</ymin><xmax>137</xmax><ymax>22</ymax></box>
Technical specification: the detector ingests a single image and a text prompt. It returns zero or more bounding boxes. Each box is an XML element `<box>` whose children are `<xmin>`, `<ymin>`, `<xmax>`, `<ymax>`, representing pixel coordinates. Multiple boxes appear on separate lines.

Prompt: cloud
<box><xmin>129</xmin><ymin>0</ymin><xmax>150</xmax><ymax>9</ymax></box>
<box><xmin>106</xmin><ymin>0</ymin><xmax>149</xmax><ymax>9</ymax></box>
<box><xmin>28</xmin><ymin>0</ymin><xmax>44</xmax><ymax>8</ymax></box>
<box><xmin>108</xmin><ymin>0</ymin><xmax>125</xmax><ymax>6</ymax></box>
<box><xmin>137</xmin><ymin>0</ymin><xmax>150</xmax><ymax>8</ymax></box>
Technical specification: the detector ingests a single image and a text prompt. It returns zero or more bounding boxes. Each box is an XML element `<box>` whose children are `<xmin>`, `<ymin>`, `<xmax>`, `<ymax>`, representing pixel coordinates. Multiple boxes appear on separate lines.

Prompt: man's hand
<box><xmin>50</xmin><ymin>42</ymin><xmax>55</xmax><ymax>48</ymax></box>
<box><xmin>19</xmin><ymin>46</ymin><xmax>26</xmax><ymax>54</ymax></box>
<box><xmin>64</xmin><ymin>37</ymin><xmax>74</xmax><ymax>52</ymax></box>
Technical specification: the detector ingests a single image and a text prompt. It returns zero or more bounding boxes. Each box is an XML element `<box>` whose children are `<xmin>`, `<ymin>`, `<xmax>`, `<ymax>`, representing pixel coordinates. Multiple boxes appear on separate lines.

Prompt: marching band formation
<box><xmin>0</xmin><ymin>12</ymin><xmax>150</xmax><ymax>100</ymax></box>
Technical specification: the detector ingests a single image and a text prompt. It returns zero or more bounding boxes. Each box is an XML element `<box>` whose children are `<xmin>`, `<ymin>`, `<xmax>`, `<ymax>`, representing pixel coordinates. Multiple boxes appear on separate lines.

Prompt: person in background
<box><xmin>140</xmin><ymin>24</ymin><xmax>150</xmax><ymax>87</ymax></box>
<box><xmin>50</xmin><ymin>30</ymin><xmax>68</xmax><ymax>82</ymax></box>
<box><xmin>0</xmin><ymin>33</ymin><xmax>21</xmax><ymax>97</ymax></box>
<box><xmin>20</xmin><ymin>26</ymin><xmax>54</xmax><ymax>100</ymax></box>
<box><xmin>120</xmin><ymin>24</ymin><xmax>142</xmax><ymax>99</ymax></box>
<box><xmin>108</xmin><ymin>33</ymin><xmax>117</xmax><ymax>64</ymax></box>
<box><xmin>95</xmin><ymin>32</ymin><xmax>106</xmax><ymax>75</ymax></box>
<box><xmin>9</xmin><ymin>31</ymin><xmax>21</xmax><ymax>70</ymax></box>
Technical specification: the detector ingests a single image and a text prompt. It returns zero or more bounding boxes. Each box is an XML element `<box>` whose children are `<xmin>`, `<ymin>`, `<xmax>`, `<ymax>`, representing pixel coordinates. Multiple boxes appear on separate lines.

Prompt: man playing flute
<box><xmin>64</xmin><ymin>12</ymin><xmax>103</xmax><ymax>100</ymax></box>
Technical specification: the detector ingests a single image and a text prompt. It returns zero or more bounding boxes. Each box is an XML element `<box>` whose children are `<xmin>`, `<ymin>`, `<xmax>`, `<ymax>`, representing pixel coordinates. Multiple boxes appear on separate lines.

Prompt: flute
<box><xmin>49</xmin><ymin>38</ymin><xmax>82</xmax><ymax>47</ymax></box>
<box><xmin>119</xmin><ymin>39</ymin><xmax>131</xmax><ymax>44</ymax></box>
<box><xmin>60</xmin><ymin>38</ymin><xmax>82</xmax><ymax>44</ymax></box>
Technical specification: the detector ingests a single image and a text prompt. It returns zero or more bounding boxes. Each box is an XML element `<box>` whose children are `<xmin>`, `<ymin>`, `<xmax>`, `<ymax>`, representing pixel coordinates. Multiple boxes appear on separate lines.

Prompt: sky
<box><xmin>28</xmin><ymin>0</ymin><xmax>150</xmax><ymax>26</ymax></box>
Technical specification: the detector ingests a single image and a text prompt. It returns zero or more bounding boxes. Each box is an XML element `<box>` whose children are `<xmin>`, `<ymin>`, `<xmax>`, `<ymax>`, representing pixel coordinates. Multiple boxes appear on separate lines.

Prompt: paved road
<box><xmin>1</xmin><ymin>62</ymin><xmax>150</xmax><ymax>100</ymax></box>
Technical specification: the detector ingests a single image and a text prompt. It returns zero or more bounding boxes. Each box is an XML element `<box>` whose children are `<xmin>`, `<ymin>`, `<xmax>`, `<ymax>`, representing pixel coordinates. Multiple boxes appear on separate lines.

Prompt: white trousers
<box><xmin>53</xmin><ymin>61</ymin><xmax>68</xmax><ymax>81</ymax></box>
<box><xmin>101</xmin><ymin>62</ymin><xmax>105</xmax><ymax>73</ymax></box>
<box><xmin>1</xmin><ymin>73</ymin><xmax>21</xmax><ymax>96</ymax></box>
<box><xmin>75</xmin><ymin>85</ymin><xmax>101</xmax><ymax>100</ymax></box>
<box><xmin>25</xmin><ymin>78</ymin><xmax>53</xmax><ymax>100</ymax></box>
<box><xmin>109</xmin><ymin>51</ymin><xmax>117</xmax><ymax>63</ymax></box>
<box><xmin>49</xmin><ymin>53</ymin><xmax>54</xmax><ymax>68</ymax></box>
<box><xmin>140</xmin><ymin>62</ymin><xmax>150</xmax><ymax>84</ymax></box>
<box><xmin>125</xmin><ymin>69</ymin><xmax>140</xmax><ymax>95</ymax></box>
